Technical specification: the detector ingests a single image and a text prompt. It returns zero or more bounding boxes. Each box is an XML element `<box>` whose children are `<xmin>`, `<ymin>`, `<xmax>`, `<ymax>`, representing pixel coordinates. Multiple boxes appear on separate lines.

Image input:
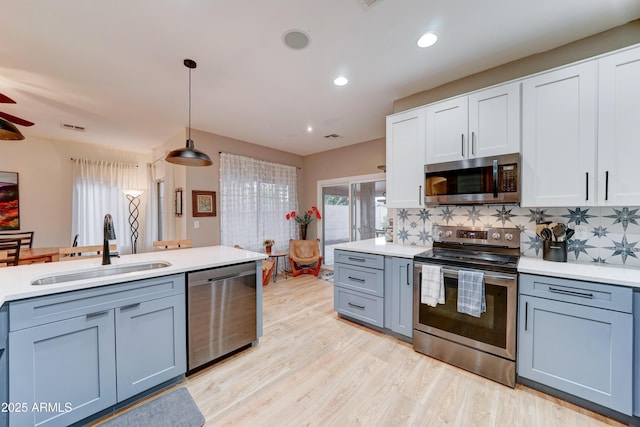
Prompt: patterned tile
<box><xmin>397</xmin><ymin>205</ymin><xmax>640</xmax><ymax>267</ymax></box>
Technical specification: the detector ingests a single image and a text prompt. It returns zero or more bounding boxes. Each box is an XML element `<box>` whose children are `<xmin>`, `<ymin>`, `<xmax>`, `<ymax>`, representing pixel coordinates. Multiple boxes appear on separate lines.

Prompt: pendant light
<box><xmin>0</xmin><ymin>117</ymin><xmax>25</xmax><ymax>140</ymax></box>
<box><xmin>165</xmin><ymin>59</ymin><xmax>212</xmax><ymax>166</ymax></box>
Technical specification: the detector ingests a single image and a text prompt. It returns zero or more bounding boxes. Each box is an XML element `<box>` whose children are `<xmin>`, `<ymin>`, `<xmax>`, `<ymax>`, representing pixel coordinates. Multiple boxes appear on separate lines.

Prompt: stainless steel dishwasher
<box><xmin>186</xmin><ymin>262</ymin><xmax>257</xmax><ymax>373</ymax></box>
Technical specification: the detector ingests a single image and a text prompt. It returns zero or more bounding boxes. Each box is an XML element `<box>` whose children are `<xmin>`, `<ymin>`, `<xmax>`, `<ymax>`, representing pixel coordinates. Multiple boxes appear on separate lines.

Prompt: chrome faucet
<box><xmin>103</xmin><ymin>214</ymin><xmax>116</xmax><ymax>265</ymax></box>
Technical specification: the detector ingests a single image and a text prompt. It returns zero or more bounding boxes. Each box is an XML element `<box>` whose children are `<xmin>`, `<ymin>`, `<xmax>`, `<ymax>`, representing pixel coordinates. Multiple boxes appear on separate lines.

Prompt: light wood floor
<box><xmin>99</xmin><ymin>273</ymin><xmax>626</xmax><ymax>426</ymax></box>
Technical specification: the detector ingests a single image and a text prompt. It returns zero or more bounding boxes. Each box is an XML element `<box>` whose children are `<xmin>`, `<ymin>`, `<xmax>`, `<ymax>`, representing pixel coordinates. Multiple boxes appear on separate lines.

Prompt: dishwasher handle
<box><xmin>188</xmin><ymin>268</ymin><xmax>256</xmax><ymax>288</ymax></box>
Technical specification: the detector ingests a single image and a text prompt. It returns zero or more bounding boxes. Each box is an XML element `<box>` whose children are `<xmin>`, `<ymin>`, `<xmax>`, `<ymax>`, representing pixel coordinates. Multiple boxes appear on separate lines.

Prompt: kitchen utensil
<box><xmin>565</xmin><ymin>229</ymin><xmax>575</xmax><ymax>240</ymax></box>
<box><xmin>540</xmin><ymin>228</ymin><xmax>553</xmax><ymax>241</ymax></box>
<box><xmin>536</xmin><ymin>224</ymin><xmax>546</xmax><ymax>238</ymax></box>
<box><xmin>552</xmin><ymin>223</ymin><xmax>566</xmax><ymax>241</ymax></box>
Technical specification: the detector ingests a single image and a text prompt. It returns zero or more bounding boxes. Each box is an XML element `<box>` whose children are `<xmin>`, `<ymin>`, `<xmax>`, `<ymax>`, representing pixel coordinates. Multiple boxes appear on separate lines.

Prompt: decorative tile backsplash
<box><xmin>396</xmin><ymin>206</ymin><xmax>640</xmax><ymax>267</ymax></box>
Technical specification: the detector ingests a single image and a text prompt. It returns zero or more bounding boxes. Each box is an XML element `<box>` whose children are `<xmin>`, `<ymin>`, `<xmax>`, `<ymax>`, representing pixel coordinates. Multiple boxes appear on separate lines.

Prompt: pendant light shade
<box><xmin>165</xmin><ymin>59</ymin><xmax>212</xmax><ymax>167</ymax></box>
<box><xmin>0</xmin><ymin>117</ymin><xmax>25</xmax><ymax>140</ymax></box>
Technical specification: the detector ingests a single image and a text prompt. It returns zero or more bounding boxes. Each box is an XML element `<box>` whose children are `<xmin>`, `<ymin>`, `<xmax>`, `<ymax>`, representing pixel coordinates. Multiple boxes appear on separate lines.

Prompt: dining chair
<box><xmin>0</xmin><ymin>238</ymin><xmax>22</xmax><ymax>266</ymax></box>
<box><xmin>152</xmin><ymin>239</ymin><xmax>192</xmax><ymax>250</ymax></box>
<box><xmin>59</xmin><ymin>244</ymin><xmax>117</xmax><ymax>261</ymax></box>
<box><xmin>0</xmin><ymin>250</ymin><xmax>8</xmax><ymax>267</ymax></box>
<box><xmin>0</xmin><ymin>231</ymin><xmax>34</xmax><ymax>248</ymax></box>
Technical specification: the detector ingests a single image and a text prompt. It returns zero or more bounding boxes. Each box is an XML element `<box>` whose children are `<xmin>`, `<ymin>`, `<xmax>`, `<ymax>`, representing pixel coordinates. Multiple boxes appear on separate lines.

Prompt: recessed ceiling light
<box><xmin>334</xmin><ymin>76</ymin><xmax>348</xmax><ymax>86</ymax></box>
<box><xmin>307</xmin><ymin>126</ymin><xmax>313</xmax><ymax>133</ymax></box>
<box><xmin>283</xmin><ymin>30</ymin><xmax>310</xmax><ymax>50</ymax></box>
<box><xmin>417</xmin><ymin>32</ymin><xmax>438</xmax><ymax>48</ymax></box>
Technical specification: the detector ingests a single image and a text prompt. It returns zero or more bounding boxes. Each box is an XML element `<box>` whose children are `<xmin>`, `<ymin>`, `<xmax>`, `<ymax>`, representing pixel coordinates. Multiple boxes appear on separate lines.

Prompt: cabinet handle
<box><xmin>348</xmin><ymin>302</ymin><xmax>366</xmax><ymax>310</ymax></box>
<box><xmin>585</xmin><ymin>172</ymin><xmax>589</xmax><ymax>201</ymax></box>
<box><xmin>605</xmin><ymin>171</ymin><xmax>609</xmax><ymax>201</ymax></box>
<box><xmin>461</xmin><ymin>134</ymin><xmax>465</xmax><ymax>157</ymax></box>
<box><xmin>86</xmin><ymin>310</ymin><xmax>109</xmax><ymax>320</ymax></box>
<box><xmin>406</xmin><ymin>263</ymin><xmax>410</xmax><ymax>285</ymax></box>
<box><xmin>119</xmin><ymin>303</ymin><xmax>141</xmax><ymax>311</ymax></box>
<box><xmin>418</xmin><ymin>185</ymin><xmax>422</xmax><ymax>205</ymax></box>
<box><xmin>471</xmin><ymin>131</ymin><xmax>476</xmax><ymax>156</ymax></box>
<box><xmin>492</xmin><ymin>159</ymin><xmax>498</xmax><ymax>197</ymax></box>
<box><xmin>347</xmin><ymin>256</ymin><xmax>366</xmax><ymax>262</ymax></box>
<box><xmin>548</xmin><ymin>286</ymin><xmax>594</xmax><ymax>299</ymax></box>
<box><xmin>524</xmin><ymin>302</ymin><xmax>528</xmax><ymax>331</ymax></box>
<box><xmin>348</xmin><ymin>276</ymin><xmax>366</xmax><ymax>283</ymax></box>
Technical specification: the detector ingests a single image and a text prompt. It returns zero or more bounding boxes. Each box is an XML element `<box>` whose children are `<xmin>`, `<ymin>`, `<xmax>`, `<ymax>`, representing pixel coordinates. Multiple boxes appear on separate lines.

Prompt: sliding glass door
<box><xmin>318</xmin><ymin>173</ymin><xmax>386</xmax><ymax>268</ymax></box>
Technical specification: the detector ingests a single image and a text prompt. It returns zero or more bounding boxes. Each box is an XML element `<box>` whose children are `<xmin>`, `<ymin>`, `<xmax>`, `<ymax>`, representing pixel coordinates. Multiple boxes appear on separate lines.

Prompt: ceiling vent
<box><xmin>61</xmin><ymin>123</ymin><xmax>86</xmax><ymax>132</ymax></box>
<box><xmin>324</xmin><ymin>133</ymin><xmax>343</xmax><ymax>139</ymax></box>
<box><xmin>359</xmin><ymin>0</ymin><xmax>382</xmax><ymax>10</ymax></box>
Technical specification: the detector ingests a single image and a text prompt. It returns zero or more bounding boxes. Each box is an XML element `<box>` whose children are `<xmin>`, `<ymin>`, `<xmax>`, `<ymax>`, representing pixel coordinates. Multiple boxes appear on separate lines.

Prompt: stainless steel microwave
<box><xmin>424</xmin><ymin>153</ymin><xmax>520</xmax><ymax>205</ymax></box>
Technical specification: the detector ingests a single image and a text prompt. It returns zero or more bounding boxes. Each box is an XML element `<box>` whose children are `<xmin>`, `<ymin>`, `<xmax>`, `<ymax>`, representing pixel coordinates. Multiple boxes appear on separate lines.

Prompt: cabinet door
<box><xmin>9</xmin><ymin>311</ymin><xmax>117</xmax><ymax>427</ymax></box>
<box><xmin>386</xmin><ymin>108</ymin><xmax>426</xmax><ymax>208</ymax></box>
<box><xmin>521</xmin><ymin>62</ymin><xmax>597</xmax><ymax>206</ymax></box>
<box><xmin>389</xmin><ymin>258</ymin><xmax>413</xmax><ymax>338</ymax></box>
<box><xmin>598</xmin><ymin>46</ymin><xmax>640</xmax><ymax>206</ymax></box>
<box><xmin>468</xmin><ymin>82</ymin><xmax>520</xmax><ymax>158</ymax></box>
<box><xmin>518</xmin><ymin>295</ymin><xmax>632</xmax><ymax>415</ymax></box>
<box><xmin>115</xmin><ymin>294</ymin><xmax>186</xmax><ymax>401</ymax></box>
<box><xmin>0</xmin><ymin>305</ymin><xmax>7</xmax><ymax>427</ymax></box>
<box><xmin>425</xmin><ymin>96</ymin><xmax>468</xmax><ymax>164</ymax></box>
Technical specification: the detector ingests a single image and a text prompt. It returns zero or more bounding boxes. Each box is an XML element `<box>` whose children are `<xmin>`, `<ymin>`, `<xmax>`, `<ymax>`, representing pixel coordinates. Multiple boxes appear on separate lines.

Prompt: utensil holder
<box><xmin>543</xmin><ymin>240</ymin><xmax>567</xmax><ymax>262</ymax></box>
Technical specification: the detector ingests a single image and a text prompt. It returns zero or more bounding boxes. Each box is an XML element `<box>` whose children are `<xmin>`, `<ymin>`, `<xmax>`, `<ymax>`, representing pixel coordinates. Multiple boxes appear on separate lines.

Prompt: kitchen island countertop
<box><xmin>518</xmin><ymin>257</ymin><xmax>640</xmax><ymax>289</ymax></box>
<box><xmin>0</xmin><ymin>245</ymin><xmax>267</xmax><ymax>306</ymax></box>
<box><xmin>332</xmin><ymin>238</ymin><xmax>429</xmax><ymax>259</ymax></box>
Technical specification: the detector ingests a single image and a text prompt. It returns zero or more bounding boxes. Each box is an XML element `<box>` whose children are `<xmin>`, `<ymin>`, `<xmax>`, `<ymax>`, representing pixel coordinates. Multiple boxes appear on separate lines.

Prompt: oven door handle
<box><xmin>441</xmin><ymin>267</ymin><xmax>516</xmax><ymax>282</ymax></box>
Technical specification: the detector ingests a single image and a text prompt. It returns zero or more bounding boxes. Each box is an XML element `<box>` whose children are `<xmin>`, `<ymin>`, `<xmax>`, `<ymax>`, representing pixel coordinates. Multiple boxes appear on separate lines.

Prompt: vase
<box><xmin>299</xmin><ymin>224</ymin><xmax>308</xmax><ymax>240</ymax></box>
<box><xmin>266</xmin><ymin>245</ymin><xmax>272</xmax><ymax>255</ymax></box>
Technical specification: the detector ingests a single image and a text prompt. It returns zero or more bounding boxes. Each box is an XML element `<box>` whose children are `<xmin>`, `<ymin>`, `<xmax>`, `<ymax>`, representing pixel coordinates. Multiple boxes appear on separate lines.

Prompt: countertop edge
<box><xmin>332</xmin><ymin>238</ymin><xmax>429</xmax><ymax>258</ymax></box>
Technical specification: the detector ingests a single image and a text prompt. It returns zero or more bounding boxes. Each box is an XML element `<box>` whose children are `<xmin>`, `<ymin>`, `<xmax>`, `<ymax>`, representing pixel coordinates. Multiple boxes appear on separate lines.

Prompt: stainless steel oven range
<box><xmin>413</xmin><ymin>225</ymin><xmax>520</xmax><ymax>387</ymax></box>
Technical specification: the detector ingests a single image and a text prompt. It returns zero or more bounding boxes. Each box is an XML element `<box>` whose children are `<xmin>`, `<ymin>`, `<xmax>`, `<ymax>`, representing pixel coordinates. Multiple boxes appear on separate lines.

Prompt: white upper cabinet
<box><xmin>598</xmin><ymin>45</ymin><xmax>640</xmax><ymax>206</ymax></box>
<box><xmin>386</xmin><ymin>108</ymin><xmax>426</xmax><ymax>208</ymax></box>
<box><xmin>426</xmin><ymin>82</ymin><xmax>520</xmax><ymax>164</ymax></box>
<box><xmin>521</xmin><ymin>61</ymin><xmax>598</xmax><ymax>207</ymax></box>
<box><xmin>522</xmin><ymin>45</ymin><xmax>640</xmax><ymax>207</ymax></box>
<box><xmin>425</xmin><ymin>96</ymin><xmax>468</xmax><ymax>163</ymax></box>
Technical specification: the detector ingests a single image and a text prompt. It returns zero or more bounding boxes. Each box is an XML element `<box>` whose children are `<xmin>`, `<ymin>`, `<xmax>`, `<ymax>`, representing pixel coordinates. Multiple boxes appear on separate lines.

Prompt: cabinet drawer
<box><xmin>335</xmin><ymin>263</ymin><xmax>384</xmax><ymax>297</ymax></box>
<box><xmin>334</xmin><ymin>287</ymin><xmax>384</xmax><ymax>327</ymax></box>
<box><xmin>519</xmin><ymin>274</ymin><xmax>632</xmax><ymax>313</ymax></box>
<box><xmin>10</xmin><ymin>274</ymin><xmax>185</xmax><ymax>331</ymax></box>
<box><xmin>334</xmin><ymin>250</ymin><xmax>384</xmax><ymax>269</ymax></box>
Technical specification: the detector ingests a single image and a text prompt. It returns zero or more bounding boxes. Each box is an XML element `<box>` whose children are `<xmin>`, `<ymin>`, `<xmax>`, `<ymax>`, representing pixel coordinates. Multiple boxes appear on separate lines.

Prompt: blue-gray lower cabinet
<box><xmin>115</xmin><ymin>294</ymin><xmax>186</xmax><ymax>401</ymax></box>
<box><xmin>634</xmin><ymin>291</ymin><xmax>640</xmax><ymax>417</ymax></box>
<box><xmin>9</xmin><ymin>310</ymin><xmax>117</xmax><ymax>427</ymax></box>
<box><xmin>8</xmin><ymin>274</ymin><xmax>186</xmax><ymax>427</ymax></box>
<box><xmin>518</xmin><ymin>274</ymin><xmax>633</xmax><ymax>416</ymax></box>
<box><xmin>0</xmin><ymin>305</ymin><xmax>8</xmax><ymax>427</ymax></box>
<box><xmin>386</xmin><ymin>257</ymin><xmax>413</xmax><ymax>338</ymax></box>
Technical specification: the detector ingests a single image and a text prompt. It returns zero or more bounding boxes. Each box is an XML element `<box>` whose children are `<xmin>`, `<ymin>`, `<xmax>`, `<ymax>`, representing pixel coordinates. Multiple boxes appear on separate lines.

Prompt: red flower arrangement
<box><xmin>286</xmin><ymin>206</ymin><xmax>322</xmax><ymax>225</ymax></box>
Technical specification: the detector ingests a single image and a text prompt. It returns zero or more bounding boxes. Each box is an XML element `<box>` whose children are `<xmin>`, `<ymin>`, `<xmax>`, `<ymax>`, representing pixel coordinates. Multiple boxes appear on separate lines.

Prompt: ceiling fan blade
<box><xmin>0</xmin><ymin>111</ymin><xmax>35</xmax><ymax>127</ymax></box>
<box><xmin>0</xmin><ymin>93</ymin><xmax>17</xmax><ymax>104</ymax></box>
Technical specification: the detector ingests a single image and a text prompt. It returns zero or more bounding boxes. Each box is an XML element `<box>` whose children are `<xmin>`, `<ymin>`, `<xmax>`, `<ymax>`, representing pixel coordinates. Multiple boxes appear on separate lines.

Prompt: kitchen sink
<box><xmin>31</xmin><ymin>261</ymin><xmax>172</xmax><ymax>286</ymax></box>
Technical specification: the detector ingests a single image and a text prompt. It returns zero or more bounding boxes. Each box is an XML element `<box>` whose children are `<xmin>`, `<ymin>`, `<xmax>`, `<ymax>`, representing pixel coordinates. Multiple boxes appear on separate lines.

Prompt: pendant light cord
<box><xmin>188</xmin><ymin>65</ymin><xmax>192</xmax><ymax>142</ymax></box>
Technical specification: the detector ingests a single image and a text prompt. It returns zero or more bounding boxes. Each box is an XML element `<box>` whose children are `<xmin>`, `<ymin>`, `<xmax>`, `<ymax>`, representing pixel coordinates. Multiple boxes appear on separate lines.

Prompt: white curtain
<box><xmin>71</xmin><ymin>158</ymin><xmax>142</xmax><ymax>254</ymax></box>
<box><xmin>220</xmin><ymin>153</ymin><xmax>298</xmax><ymax>254</ymax></box>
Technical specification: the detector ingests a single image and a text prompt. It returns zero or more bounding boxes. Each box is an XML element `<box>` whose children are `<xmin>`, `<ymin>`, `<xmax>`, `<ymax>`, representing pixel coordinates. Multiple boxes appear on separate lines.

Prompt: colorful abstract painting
<box><xmin>0</xmin><ymin>171</ymin><xmax>19</xmax><ymax>230</ymax></box>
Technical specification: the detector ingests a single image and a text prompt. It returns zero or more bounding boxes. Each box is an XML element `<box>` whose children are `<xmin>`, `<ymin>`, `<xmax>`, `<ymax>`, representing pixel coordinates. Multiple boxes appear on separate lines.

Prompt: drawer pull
<box><xmin>347</xmin><ymin>256</ymin><xmax>366</xmax><ymax>262</ymax></box>
<box><xmin>348</xmin><ymin>302</ymin><xmax>366</xmax><ymax>310</ymax></box>
<box><xmin>548</xmin><ymin>287</ymin><xmax>594</xmax><ymax>299</ymax></box>
<box><xmin>524</xmin><ymin>302</ymin><xmax>528</xmax><ymax>331</ymax></box>
<box><xmin>86</xmin><ymin>310</ymin><xmax>109</xmax><ymax>320</ymax></box>
<box><xmin>348</xmin><ymin>276</ymin><xmax>366</xmax><ymax>283</ymax></box>
<box><xmin>119</xmin><ymin>303</ymin><xmax>141</xmax><ymax>311</ymax></box>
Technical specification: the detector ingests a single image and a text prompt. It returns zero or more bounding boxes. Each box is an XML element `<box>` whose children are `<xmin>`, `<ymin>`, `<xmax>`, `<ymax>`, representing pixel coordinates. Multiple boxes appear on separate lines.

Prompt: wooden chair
<box><xmin>152</xmin><ymin>239</ymin><xmax>192</xmax><ymax>250</ymax></box>
<box><xmin>234</xmin><ymin>245</ymin><xmax>275</xmax><ymax>285</ymax></box>
<box><xmin>59</xmin><ymin>244</ymin><xmax>117</xmax><ymax>261</ymax></box>
<box><xmin>0</xmin><ymin>238</ymin><xmax>21</xmax><ymax>266</ymax></box>
<box><xmin>0</xmin><ymin>231</ymin><xmax>34</xmax><ymax>248</ymax></box>
<box><xmin>288</xmin><ymin>239</ymin><xmax>323</xmax><ymax>277</ymax></box>
<box><xmin>0</xmin><ymin>250</ymin><xmax>8</xmax><ymax>267</ymax></box>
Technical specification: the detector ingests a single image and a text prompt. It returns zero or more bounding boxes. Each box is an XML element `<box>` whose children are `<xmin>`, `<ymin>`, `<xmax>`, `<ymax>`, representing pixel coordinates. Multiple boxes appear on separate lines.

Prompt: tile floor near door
<box><xmin>100</xmin><ymin>274</ymin><xmax>625</xmax><ymax>426</ymax></box>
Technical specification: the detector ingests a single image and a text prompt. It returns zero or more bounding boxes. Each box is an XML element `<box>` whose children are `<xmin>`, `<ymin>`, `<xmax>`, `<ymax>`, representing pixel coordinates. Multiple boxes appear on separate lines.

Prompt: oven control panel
<box><xmin>433</xmin><ymin>225</ymin><xmax>520</xmax><ymax>248</ymax></box>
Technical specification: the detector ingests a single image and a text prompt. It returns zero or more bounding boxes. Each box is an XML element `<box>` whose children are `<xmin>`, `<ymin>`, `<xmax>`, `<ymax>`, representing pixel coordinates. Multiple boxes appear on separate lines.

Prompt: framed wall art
<box><xmin>0</xmin><ymin>171</ymin><xmax>19</xmax><ymax>230</ymax></box>
<box><xmin>192</xmin><ymin>190</ymin><xmax>216</xmax><ymax>217</ymax></box>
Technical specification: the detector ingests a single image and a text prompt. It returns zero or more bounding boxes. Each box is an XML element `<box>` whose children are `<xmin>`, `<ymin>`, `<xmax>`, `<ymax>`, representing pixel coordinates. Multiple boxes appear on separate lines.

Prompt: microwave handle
<box><xmin>492</xmin><ymin>159</ymin><xmax>498</xmax><ymax>197</ymax></box>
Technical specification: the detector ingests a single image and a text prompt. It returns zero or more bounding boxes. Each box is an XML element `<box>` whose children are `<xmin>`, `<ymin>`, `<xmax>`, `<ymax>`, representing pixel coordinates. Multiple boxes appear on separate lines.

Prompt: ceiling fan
<box><xmin>0</xmin><ymin>92</ymin><xmax>34</xmax><ymax>140</ymax></box>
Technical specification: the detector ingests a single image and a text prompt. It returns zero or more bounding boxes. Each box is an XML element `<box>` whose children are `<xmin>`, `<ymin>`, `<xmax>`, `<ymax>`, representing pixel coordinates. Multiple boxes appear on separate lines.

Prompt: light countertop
<box><xmin>0</xmin><ymin>246</ymin><xmax>267</xmax><ymax>306</ymax></box>
<box><xmin>333</xmin><ymin>238</ymin><xmax>429</xmax><ymax>258</ymax></box>
<box><xmin>518</xmin><ymin>257</ymin><xmax>640</xmax><ymax>289</ymax></box>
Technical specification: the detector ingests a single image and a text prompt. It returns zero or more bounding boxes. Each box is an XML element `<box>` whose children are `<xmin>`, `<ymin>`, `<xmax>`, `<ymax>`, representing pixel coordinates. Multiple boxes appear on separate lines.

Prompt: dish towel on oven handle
<box><xmin>421</xmin><ymin>265</ymin><xmax>444</xmax><ymax>307</ymax></box>
<box><xmin>457</xmin><ymin>270</ymin><xmax>486</xmax><ymax>317</ymax></box>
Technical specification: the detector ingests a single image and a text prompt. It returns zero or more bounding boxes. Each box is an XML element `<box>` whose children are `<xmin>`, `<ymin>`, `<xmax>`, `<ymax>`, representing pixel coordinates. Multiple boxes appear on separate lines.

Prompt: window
<box><xmin>219</xmin><ymin>153</ymin><xmax>297</xmax><ymax>253</ymax></box>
